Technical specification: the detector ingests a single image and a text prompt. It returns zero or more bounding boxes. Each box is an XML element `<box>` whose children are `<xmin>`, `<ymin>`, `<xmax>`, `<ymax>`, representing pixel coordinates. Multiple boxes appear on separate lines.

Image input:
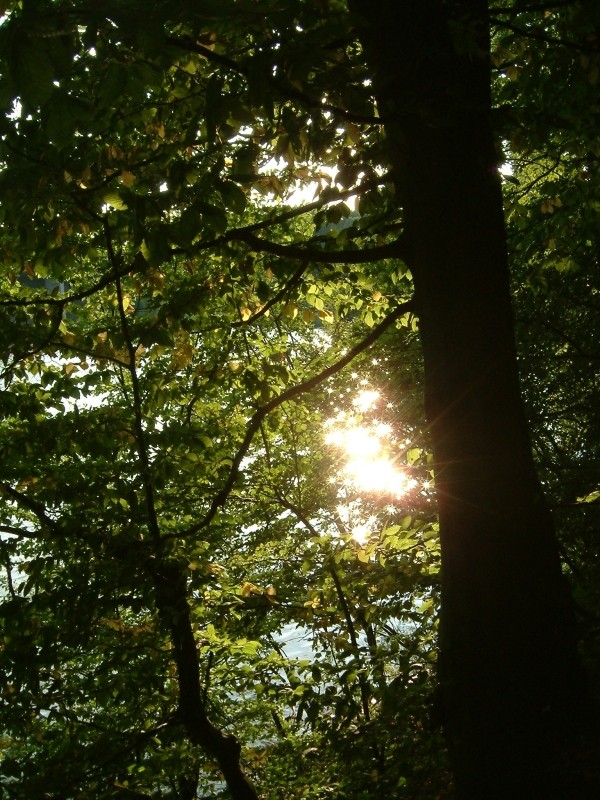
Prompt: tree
<box><xmin>349</xmin><ymin>1</ymin><xmax>599</xmax><ymax>796</ymax></box>
<box><xmin>0</xmin><ymin>1</ymin><xmax>598</xmax><ymax>798</ymax></box>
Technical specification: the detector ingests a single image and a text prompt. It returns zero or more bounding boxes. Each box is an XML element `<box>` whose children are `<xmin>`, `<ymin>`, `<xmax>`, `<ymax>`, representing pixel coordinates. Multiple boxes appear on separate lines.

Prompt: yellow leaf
<box><xmin>282</xmin><ymin>302</ymin><xmax>298</xmax><ymax>319</ymax></box>
<box><xmin>345</xmin><ymin>122</ymin><xmax>361</xmax><ymax>144</ymax></box>
<box><xmin>319</xmin><ymin>309</ymin><xmax>334</xmax><ymax>323</ymax></box>
<box><xmin>120</xmin><ymin>170</ymin><xmax>136</xmax><ymax>187</ymax></box>
<box><xmin>102</xmin><ymin>191</ymin><xmax>128</xmax><ymax>211</ymax></box>
<box><xmin>173</xmin><ymin>342</ymin><xmax>194</xmax><ymax>368</ymax></box>
<box><xmin>148</xmin><ymin>270</ymin><xmax>166</xmax><ymax>293</ymax></box>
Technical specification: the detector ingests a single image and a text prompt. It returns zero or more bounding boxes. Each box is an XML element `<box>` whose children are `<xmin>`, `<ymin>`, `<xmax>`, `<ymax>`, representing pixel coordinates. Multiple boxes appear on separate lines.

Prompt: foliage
<box><xmin>493</xmin><ymin>0</ymin><xmax>600</xmax><ymax>681</ymax></box>
<box><xmin>0</xmin><ymin>1</ymin><xmax>598</xmax><ymax>798</ymax></box>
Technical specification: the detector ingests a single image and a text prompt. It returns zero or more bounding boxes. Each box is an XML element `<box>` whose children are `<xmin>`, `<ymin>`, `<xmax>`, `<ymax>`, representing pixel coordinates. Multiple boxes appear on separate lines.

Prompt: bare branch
<box><xmin>0</xmin><ymin>524</ymin><xmax>42</xmax><ymax>539</ymax></box>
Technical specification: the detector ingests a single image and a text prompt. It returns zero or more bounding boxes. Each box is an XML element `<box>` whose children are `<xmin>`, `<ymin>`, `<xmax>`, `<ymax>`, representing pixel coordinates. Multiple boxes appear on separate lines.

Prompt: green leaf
<box><xmin>11</xmin><ymin>36</ymin><xmax>56</xmax><ymax>107</ymax></box>
<box><xmin>218</xmin><ymin>181</ymin><xmax>248</xmax><ymax>215</ymax></box>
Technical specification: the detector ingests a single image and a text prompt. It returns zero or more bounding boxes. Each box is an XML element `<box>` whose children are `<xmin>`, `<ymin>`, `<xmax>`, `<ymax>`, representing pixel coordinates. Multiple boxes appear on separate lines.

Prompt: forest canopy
<box><xmin>0</xmin><ymin>1</ymin><xmax>599</xmax><ymax>798</ymax></box>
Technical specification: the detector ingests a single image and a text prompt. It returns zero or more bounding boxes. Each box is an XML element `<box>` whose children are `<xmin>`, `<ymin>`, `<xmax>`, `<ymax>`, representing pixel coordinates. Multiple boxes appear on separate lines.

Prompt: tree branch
<box><xmin>491</xmin><ymin>16</ymin><xmax>597</xmax><ymax>52</ymax></box>
<box><xmin>234</xmin><ymin>171</ymin><xmax>393</xmax><ymax>236</ymax></box>
<box><xmin>4</xmin><ymin>552</ymin><xmax>17</xmax><ymax>599</ymax></box>
<box><xmin>156</xmin><ymin>563</ymin><xmax>260</xmax><ymax>800</ymax></box>
<box><xmin>231</xmin><ymin>260</ymin><xmax>309</xmax><ymax>328</ymax></box>
<box><xmin>105</xmin><ymin>218</ymin><xmax>162</xmax><ymax>551</ymax></box>
<box><xmin>274</xmin><ymin>494</ymin><xmax>372</xmax><ymax>720</ymax></box>
<box><xmin>230</xmin><ymin>231</ymin><xmax>409</xmax><ymax>265</ymax></box>
<box><xmin>104</xmin><ymin>218</ymin><xmax>259</xmax><ymax>800</ymax></box>
<box><xmin>0</xmin><ymin>523</ymin><xmax>42</xmax><ymax>539</ymax></box>
<box><xmin>490</xmin><ymin>1</ymin><xmax>583</xmax><ymax>15</ymax></box>
<box><xmin>0</xmin><ymin>258</ymin><xmax>143</xmax><ymax>308</ymax></box>
<box><xmin>165</xmin><ymin>35</ymin><xmax>381</xmax><ymax>125</ymax></box>
<box><xmin>1</xmin><ymin>484</ymin><xmax>59</xmax><ymax>534</ymax></box>
<box><xmin>2</xmin><ymin>176</ymin><xmax>396</xmax><ymax>314</ymax></box>
<box><xmin>185</xmin><ymin>298</ymin><xmax>413</xmax><ymax>535</ymax></box>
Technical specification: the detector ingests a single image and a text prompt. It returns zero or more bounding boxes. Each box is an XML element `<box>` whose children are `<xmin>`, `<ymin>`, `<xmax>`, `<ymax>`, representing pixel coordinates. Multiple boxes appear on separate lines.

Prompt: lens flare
<box><xmin>352</xmin><ymin>389</ymin><xmax>380</xmax><ymax>413</ymax></box>
<box><xmin>344</xmin><ymin>458</ymin><xmax>416</xmax><ymax>498</ymax></box>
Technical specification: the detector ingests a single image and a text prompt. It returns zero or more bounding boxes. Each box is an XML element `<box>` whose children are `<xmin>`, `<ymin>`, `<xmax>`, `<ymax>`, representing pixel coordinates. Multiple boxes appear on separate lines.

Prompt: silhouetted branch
<box><xmin>231</xmin><ymin>231</ymin><xmax>408</xmax><ymax>264</ymax></box>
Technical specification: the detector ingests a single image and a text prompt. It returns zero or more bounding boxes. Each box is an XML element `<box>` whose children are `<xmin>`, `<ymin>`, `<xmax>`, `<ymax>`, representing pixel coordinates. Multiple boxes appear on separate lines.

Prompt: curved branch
<box><xmin>0</xmin><ymin>524</ymin><xmax>43</xmax><ymax>539</ymax></box>
<box><xmin>1</xmin><ymin>484</ymin><xmax>59</xmax><ymax>534</ymax></box>
<box><xmin>186</xmin><ymin>298</ymin><xmax>413</xmax><ymax>535</ymax></box>
<box><xmin>104</xmin><ymin>218</ymin><xmax>259</xmax><ymax>800</ymax></box>
<box><xmin>2</xmin><ymin>175</ymin><xmax>396</xmax><ymax>313</ymax></box>
<box><xmin>0</xmin><ymin>257</ymin><xmax>144</xmax><ymax>308</ymax></box>
<box><xmin>490</xmin><ymin>1</ymin><xmax>583</xmax><ymax>15</ymax></box>
<box><xmin>170</xmin><ymin>173</ymin><xmax>397</xmax><ymax>258</ymax></box>
<box><xmin>239</xmin><ymin>172</ymin><xmax>394</xmax><ymax>235</ymax></box>
<box><xmin>231</xmin><ymin>231</ymin><xmax>408</xmax><ymax>265</ymax></box>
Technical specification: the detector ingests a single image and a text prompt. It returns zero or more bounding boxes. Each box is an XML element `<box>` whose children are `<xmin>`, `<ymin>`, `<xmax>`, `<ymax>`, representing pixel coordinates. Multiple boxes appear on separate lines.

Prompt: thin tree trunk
<box><xmin>155</xmin><ymin>562</ymin><xmax>260</xmax><ymax>800</ymax></box>
<box><xmin>350</xmin><ymin>1</ymin><xmax>594</xmax><ymax>796</ymax></box>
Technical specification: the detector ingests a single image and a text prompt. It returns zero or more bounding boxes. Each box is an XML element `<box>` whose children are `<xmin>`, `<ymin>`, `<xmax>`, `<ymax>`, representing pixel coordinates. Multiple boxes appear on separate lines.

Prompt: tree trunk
<box><xmin>155</xmin><ymin>562</ymin><xmax>260</xmax><ymax>800</ymax></box>
<box><xmin>350</xmin><ymin>1</ymin><xmax>595</xmax><ymax>796</ymax></box>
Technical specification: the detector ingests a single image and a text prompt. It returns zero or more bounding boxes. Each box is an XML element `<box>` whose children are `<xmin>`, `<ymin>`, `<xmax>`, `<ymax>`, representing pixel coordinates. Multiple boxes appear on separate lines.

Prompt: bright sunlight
<box><xmin>324</xmin><ymin>387</ymin><xmax>420</xmax><ymax>543</ymax></box>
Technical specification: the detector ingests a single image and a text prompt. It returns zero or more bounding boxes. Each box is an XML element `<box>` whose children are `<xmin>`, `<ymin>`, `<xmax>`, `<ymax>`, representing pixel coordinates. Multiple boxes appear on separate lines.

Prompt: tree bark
<box><xmin>350</xmin><ymin>1</ymin><xmax>595</xmax><ymax>797</ymax></box>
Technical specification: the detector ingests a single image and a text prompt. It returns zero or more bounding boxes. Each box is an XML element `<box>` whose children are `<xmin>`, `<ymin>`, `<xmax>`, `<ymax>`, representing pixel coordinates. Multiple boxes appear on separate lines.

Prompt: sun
<box><xmin>325</xmin><ymin>387</ymin><xmax>417</xmax><ymax>507</ymax></box>
<box><xmin>352</xmin><ymin>389</ymin><xmax>380</xmax><ymax>413</ymax></box>
<box><xmin>344</xmin><ymin>457</ymin><xmax>417</xmax><ymax>498</ymax></box>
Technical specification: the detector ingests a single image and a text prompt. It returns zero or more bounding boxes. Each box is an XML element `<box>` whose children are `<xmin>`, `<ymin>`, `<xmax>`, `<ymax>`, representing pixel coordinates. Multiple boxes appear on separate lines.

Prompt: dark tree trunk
<box><xmin>350</xmin><ymin>1</ymin><xmax>595</xmax><ymax>796</ymax></box>
<box><xmin>155</xmin><ymin>562</ymin><xmax>260</xmax><ymax>800</ymax></box>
